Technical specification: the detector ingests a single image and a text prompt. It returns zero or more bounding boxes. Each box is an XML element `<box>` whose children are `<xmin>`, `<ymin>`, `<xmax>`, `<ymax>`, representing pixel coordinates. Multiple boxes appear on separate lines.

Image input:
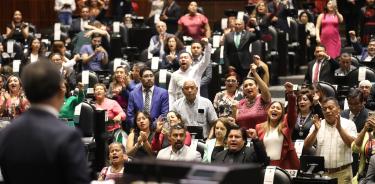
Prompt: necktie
<box><xmin>144</xmin><ymin>89</ymin><xmax>151</xmax><ymax>113</ymax></box>
<box><xmin>313</xmin><ymin>61</ymin><xmax>321</xmax><ymax>84</ymax></box>
<box><xmin>235</xmin><ymin>32</ymin><xmax>241</xmax><ymax>48</ymax></box>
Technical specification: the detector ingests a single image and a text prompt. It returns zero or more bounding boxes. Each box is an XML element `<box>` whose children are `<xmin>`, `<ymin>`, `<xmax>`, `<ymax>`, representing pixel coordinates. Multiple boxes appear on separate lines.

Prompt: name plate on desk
<box><xmin>285</xmin><ymin>169</ymin><xmax>298</xmax><ymax>178</ymax></box>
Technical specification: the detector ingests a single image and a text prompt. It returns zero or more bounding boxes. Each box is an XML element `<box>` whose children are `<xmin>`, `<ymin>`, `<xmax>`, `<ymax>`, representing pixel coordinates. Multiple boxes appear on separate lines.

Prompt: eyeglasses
<box><xmin>225</xmin><ymin>79</ymin><xmax>237</xmax><ymax>83</ymax></box>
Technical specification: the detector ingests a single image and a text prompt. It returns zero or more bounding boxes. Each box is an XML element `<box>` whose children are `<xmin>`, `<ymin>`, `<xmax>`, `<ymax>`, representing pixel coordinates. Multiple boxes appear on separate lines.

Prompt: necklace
<box><xmin>297</xmin><ymin>112</ymin><xmax>311</xmax><ymax>137</ymax></box>
<box><xmin>246</xmin><ymin>98</ymin><xmax>256</xmax><ymax>108</ymax></box>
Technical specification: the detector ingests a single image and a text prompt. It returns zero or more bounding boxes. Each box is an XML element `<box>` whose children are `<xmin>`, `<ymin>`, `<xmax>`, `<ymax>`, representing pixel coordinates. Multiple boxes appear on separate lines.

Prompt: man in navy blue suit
<box><xmin>0</xmin><ymin>61</ymin><xmax>90</xmax><ymax>183</ymax></box>
<box><xmin>127</xmin><ymin>67</ymin><xmax>169</xmax><ymax>127</ymax></box>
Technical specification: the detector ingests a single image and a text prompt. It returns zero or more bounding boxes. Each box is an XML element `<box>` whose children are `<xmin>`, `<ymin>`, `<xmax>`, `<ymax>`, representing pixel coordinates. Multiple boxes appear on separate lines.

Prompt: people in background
<box><xmin>203</xmin><ymin>117</ymin><xmax>232</xmax><ymax>163</ymax></box>
<box><xmin>108</xmin><ymin>66</ymin><xmax>134</xmax><ymax>112</ymax></box>
<box><xmin>54</xmin><ymin>0</ymin><xmax>76</xmax><ymax>25</ymax></box>
<box><xmin>4</xmin><ymin>10</ymin><xmax>30</xmax><ymax>44</ymax></box>
<box><xmin>304</xmin><ymin>98</ymin><xmax>357</xmax><ymax>184</ymax></box>
<box><xmin>315</xmin><ymin>0</ymin><xmax>343</xmax><ymax>59</ymax></box>
<box><xmin>156</xmin><ymin>123</ymin><xmax>201</xmax><ymax>161</ymax></box>
<box><xmin>80</xmin><ymin>33</ymin><xmax>108</xmax><ymax>71</ymax></box>
<box><xmin>176</xmin><ymin>1</ymin><xmax>211</xmax><ymax>40</ymax></box>
<box><xmin>359</xmin><ymin>80</ymin><xmax>375</xmax><ymax>111</ymax></box>
<box><xmin>213</xmin><ymin>71</ymin><xmax>243</xmax><ymax>118</ymax></box>
<box><xmin>59</xmin><ymin>81</ymin><xmax>84</xmax><ymax>120</ymax></box>
<box><xmin>152</xmin><ymin>111</ymin><xmax>192</xmax><ymax>152</ymax></box>
<box><xmin>253</xmin><ymin>82</ymin><xmax>300</xmax><ymax>169</ymax></box>
<box><xmin>292</xmin><ymin>89</ymin><xmax>314</xmax><ymax>142</ymax></box>
<box><xmin>160</xmin><ymin>0</ymin><xmax>181</xmax><ymax>34</ymax></box>
<box><xmin>98</xmin><ymin>142</ymin><xmax>129</xmax><ymax>181</ymax></box>
<box><xmin>213</xmin><ymin>125</ymin><xmax>269</xmax><ymax>165</ymax></box>
<box><xmin>190</xmin><ymin>40</ymin><xmax>212</xmax><ymax>98</ymax></box>
<box><xmin>0</xmin><ymin>75</ymin><xmax>29</xmax><ymax>118</ymax></box>
<box><xmin>334</xmin><ymin>53</ymin><xmax>356</xmax><ymax>76</ymax></box>
<box><xmin>236</xmin><ymin>63</ymin><xmax>271</xmax><ymax>130</ymax></box>
<box><xmin>148</xmin><ymin>21</ymin><xmax>173</xmax><ymax>58</ymax></box>
<box><xmin>171</xmin><ymin>79</ymin><xmax>217</xmax><ymax>138</ymax></box>
<box><xmin>94</xmin><ymin>83</ymin><xmax>126</xmax><ymax>133</ymax></box>
<box><xmin>160</xmin><ymin>36</ymin><xmax>184</xmax><ymax>71</ymax></box>
<box><xmin>126</xmin><ymin>111</ymin><xmax>155</xmax><ymax>158</ymax></box>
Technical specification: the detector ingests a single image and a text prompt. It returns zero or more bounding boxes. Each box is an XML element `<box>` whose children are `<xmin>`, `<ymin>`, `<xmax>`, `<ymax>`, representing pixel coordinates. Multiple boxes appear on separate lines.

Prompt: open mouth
<box><xmin>271</xmin><ymin>112</ymin><xmax>278</xmax><ymax>118</ymax></box>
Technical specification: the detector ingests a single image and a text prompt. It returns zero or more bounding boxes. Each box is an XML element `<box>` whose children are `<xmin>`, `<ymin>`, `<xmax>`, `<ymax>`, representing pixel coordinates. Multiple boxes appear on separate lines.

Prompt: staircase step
<box><xmin>270</xmin><ymin>85</ymin><xmax>285</xmax><ymax>99</ymax></box>
<box><xmin>279</xmin><ymin>75</ymin><xmax>305</xmax><ymax>85</ymax></box>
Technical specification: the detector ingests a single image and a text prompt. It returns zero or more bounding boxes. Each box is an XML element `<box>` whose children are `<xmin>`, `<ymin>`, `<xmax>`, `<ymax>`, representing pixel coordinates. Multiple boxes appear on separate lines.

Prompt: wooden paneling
<box><xmin>0</xmin><ymin>0</ymin><xmax>246</xmax><ymax>35</ymax></box>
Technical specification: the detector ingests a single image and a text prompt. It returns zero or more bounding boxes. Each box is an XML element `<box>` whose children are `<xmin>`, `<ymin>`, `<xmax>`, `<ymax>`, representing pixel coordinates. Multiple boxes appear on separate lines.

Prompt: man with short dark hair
<box><xmin>156</xmin><ymin>123</ymin><xmax>201</xmax><ymax>161</ymax></box>
<box><xmin>191</xmin><ymin>40</ymin><xmax>212</xmax><ymax>98</ymax></box>
<box><xmin>305</xmin><ymin>45</ymin><xmax>339</xmax><ymax>84</ymax></box>
<box><xmin>0</xmin><ymin>61</ymin><xmax>90</xmax><ymax>184</ymax></box>
<box><xmin>127</xmin><ymin>67</ymin><xmax>169</xmax><ymax>127</ymax></box>
<box><xmin>335</xmin><ymin>53</ymin><xmax>356</xmax><ymax>76</ymax></box>
<box><xmin>341</xmin><ymin>89</ymin><xmax>369</xmax><ymax>132</ymax></box>
<box><xmin>80</xmin><ymin>33</ymin><xmax>109</xmax><ymax>71</ymax></box>
<box><xmin>213</xmin><ymin>125</ymin><xmax>269</xmax><ymax>164</ymax></box>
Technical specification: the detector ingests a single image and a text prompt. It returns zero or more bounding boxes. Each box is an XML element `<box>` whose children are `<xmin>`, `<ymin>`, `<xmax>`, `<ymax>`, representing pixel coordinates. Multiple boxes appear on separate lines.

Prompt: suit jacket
<box><xmin>161</xmin><ymin>2</ymin><xmax>181</xmax><ymax>34</ymax></box>
<box><xmin>213</xmin><ymin>139</ymin><xmax>269</xmax><ymax>165</ymax></box>
<box><xmin>256</xmin><ymin>94</ymin><xmax>300</xmax><ymax>170</ymax></box>
<box><xmin>341</xmin><ymin>108</ymin><xmax>369</xmax><ymax>133</ymax></box>
<box><xmin>0</xmin><ymin>108</ymin><xmax>90</xmax><ymax>184</ymax></box>
<box><xmin>224</xmin><ymin>30</ymin><xmax>260</xmax><ymax>71</ymax></box>
<box><xmin>127</xmin><ymin>85</ymin><xmax>169</xmax><ymax>127</ymax></box>
<box><xmin>304</xmin><ymin>57</ymin><xmax>339</xmax><ymax>85</ymax></box>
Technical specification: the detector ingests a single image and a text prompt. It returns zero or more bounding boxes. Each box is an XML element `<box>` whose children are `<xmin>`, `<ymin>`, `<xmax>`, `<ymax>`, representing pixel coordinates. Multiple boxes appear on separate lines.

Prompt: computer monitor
<box><xmin>299</xmin><ymin>155</ymin><xmax>325</xmax><ymax>175</ymax></box>
<box><xmin>187</xmin><ymin>126</ymin><xmax>204</xmax><ymax>139</ymax></box>
<box><xmin>123</xmin><ymin>159</ymin><xmax>262</xmax><ymax>184</ymax></box>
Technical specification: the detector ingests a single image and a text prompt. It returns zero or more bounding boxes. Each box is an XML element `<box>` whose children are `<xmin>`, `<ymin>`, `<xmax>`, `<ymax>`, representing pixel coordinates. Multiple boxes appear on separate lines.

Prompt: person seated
<box><xmin>108</xmin><ymin>66</ymin><xmax>135</xmax><ymax>112</ymax></box>
<box><xmin>0</xmin><ymin>75</ymin><xmax>29</xmax><ymax>118</ymax></box>
<box><xmin>176</xmin><ymin>1</ymin><xmax>211</xmax><ymax>40</ymax></box>
<box><xmin>4</xmin><ymin>10</ymin><xmax>30</xmax><ymax>44</ymax></box>
<box><xmin>69</xmin><ymin>6</ymin><xmax>94</xmax><ymax>37</ymax></box>
<box><xmin>49</xmin><ymin>52</ymin><xmax>76</xmax><ymax>90</ymax></box>
<box><xmin>350</xmin><ymin>31</ymin><xmax>375</xmax><ymax>62</ymax></box>
<box><xmin>59</xmin><ymin>81</ymin><xmax>84</xmax><ymax>121</ymax></box>
<box><xmin>156</xmin><ymin>123</ymin><xmax>201</xmax><ymax>161</ymax></box>
<box><xmin>334</xmin><ymin>52</ymin><xmax>357</xmax><ymax>76</ymax></box>
<box><xmin>359</xmin><ymin>80</ymin><xmax>375</xmax><ymax>111</ymax></box>
<box><xmin>152</xmin><ymin>111</ymin><xmax>191</xmax><ymax>153</ymax></box>
<box><xmin>98</xmin><ymin>142</ymin><xmax>129</xmax><ymax>181</ymax></box>
<box><xmin>126</xmin><ymin>111</ymin><xmax>156</xmax><ymax>158</ymax></box>
<box><xmin>148</xmin><ymin>21</ymin><xmax>174</xmax><ymax>58</ymax></box>
<box><xmin>203</xmin><ymin>117</ymin><xmax>233</xmax><ymax>163</ymax></box>
<box><xmin>51</xmin><ymin>40</ymin><xmax>81</xmax><ymax>71</ymax></box>
<box><xmin>160</xmin><ymin>36</ymin><xmax>184</xmax><ymax>71</ymax></box>
<box><xmin>80</xmin><ymin>32</ymin><xmax>109</xmax><ymax>71</ymax></box>
<box><xmin>213</xmin><ymin>125</ymin><xmax>269</xmax><ymax>165</ymax></box>
<box><xmin>94</xmin><ymin>83</ymin><xmax>126</xmax><ymax>133</ymax></box>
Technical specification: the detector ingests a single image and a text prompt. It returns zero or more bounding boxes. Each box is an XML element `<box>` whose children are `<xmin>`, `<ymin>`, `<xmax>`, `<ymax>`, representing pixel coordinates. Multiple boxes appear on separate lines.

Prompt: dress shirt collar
<box><xmin>142</xmin><ymin>85</ymin><xmax>154</xmax><ymax>93</ymax></box>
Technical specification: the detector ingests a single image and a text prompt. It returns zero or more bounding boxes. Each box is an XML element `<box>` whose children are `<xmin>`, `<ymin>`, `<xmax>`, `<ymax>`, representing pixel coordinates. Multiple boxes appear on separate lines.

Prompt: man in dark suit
<box><xmin>341</xmin><ymin>88</ymin><xmax>368</xmax><ymax>175</ymax></box>
<box><xmin>127</xmin><ymin>67</ymin><xmax>169</xmax><ymax>127</ymax></box>
<box><xmin>0</xmin><ymin>61</ymin><xmax>90</xmax><ymax>183</ymax></box>
<box><xmin>305</xmin><ymin>45</ymin><xmax>339</xmax><ymax>85</ymax></box>
<box><xmin>50</xmin><ymin>52</ymin><xmax>76</xmax><ymax>90</ymax></box>
<box><xmin>69</xmin><ymin>6</ymin><xmax>93</xmax><ymax>38</ymax></box>
<box><xmin>160</xmin><ymin>0</ymin><xmax>181</xmax><ymax>34</ymax></box>
<box><xmin>224</xmin><ymin>18</ymin><xmax>260</xmax><ymax>81</ymax></box>
<box><xmin>213</xmin><ymin>125</ymin><xmax>269</xmax><ymax>165</ymax></box>
<box><xmin>341</xmin><ymin>88</ymin><xmax>369</xmax><ymax>132</ymax></box>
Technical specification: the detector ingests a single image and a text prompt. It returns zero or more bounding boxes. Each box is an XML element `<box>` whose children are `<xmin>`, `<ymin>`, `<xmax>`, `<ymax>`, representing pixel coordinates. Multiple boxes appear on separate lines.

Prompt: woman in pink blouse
<box><xmin>94</xmin><ymin>83</ymin><xmax>126</xmax><ymax>133</ymax></box>
<box><xmin>235</xmin><ymin>64</ymin><xmax>271</xmax><ymax>129</ymax></box>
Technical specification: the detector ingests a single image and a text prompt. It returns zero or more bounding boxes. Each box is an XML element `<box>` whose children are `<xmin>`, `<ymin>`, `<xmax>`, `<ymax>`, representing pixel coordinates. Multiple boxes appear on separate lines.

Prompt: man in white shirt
<box><xmin>304</xmin><ymin>97</ymin><xmax>357</xmax><ymax>184</ymax></box>
<box><xmin>157</xmin><ymin>123</ymin><xmax>201</xmax><ymax>161</ymax></box>
<box><xmin>168</xmin><ymin>37</ymin><xmax>211</xmax><ymax>107</ymax></box>
<box><xmin>171</xmin><ymin>79</ymin><xmax>217</xmax><ymax>138</ymax></box>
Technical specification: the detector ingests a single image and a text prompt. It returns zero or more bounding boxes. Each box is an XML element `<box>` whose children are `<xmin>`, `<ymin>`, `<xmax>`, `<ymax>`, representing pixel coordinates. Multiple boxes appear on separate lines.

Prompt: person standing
<box><xmin>0</xmin><ymin>61</ymin><xmax>90</xmax><ymax>183</ymax></box>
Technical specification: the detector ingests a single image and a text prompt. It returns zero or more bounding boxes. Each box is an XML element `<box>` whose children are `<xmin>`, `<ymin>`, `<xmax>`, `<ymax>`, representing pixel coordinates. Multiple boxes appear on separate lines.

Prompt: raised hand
<box><xmin>246</xmin><ymin>128</ymin><xmax>258</xmax><ymax>139</ymax></box>
<box><xmin>312</xmin><ymin>114</ymin><xmax>321</xmax><ymax>131</ymax></box>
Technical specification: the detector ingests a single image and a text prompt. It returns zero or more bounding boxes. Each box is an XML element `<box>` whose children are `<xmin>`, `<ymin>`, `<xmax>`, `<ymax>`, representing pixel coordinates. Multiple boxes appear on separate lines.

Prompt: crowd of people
<box><xmin>0</xmin><ymin>0</ymin><xmax>374</xmax><ymax>183</ymax></box>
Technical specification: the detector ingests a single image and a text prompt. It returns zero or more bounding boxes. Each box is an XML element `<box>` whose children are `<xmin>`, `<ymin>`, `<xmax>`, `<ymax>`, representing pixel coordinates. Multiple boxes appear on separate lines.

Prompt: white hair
<box><xmin>359</xmin><ymin>80</ymin><xmax>372</xmax><ymax>87</ymax></box>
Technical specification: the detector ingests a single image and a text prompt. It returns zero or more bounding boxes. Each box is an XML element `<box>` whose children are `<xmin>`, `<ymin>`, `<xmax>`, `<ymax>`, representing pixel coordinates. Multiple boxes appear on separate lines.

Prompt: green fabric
<box><xmin>351</xmin><ymin>133</ymin><xmax>369</xmax><ymax>184</ymax></box>
<box><xmin>59</xmin><ymin>91</ymin><xmax>84</xmax><ymax>119</ymax></box>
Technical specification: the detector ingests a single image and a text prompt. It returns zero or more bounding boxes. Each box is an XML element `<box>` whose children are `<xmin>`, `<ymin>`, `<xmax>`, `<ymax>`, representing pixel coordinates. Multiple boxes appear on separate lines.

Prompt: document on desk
<box><xmin>264</xmin><ymin>166</ymin><xmax>276</xmax><ymax>184</ymax></box>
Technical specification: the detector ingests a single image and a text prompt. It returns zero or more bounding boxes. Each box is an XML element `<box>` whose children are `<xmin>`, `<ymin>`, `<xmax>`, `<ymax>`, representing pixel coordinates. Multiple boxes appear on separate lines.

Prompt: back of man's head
<box><xmin>21</xmin><ymin>60</ymin><xmax>62</xmax><ymax>103</ymax></box>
